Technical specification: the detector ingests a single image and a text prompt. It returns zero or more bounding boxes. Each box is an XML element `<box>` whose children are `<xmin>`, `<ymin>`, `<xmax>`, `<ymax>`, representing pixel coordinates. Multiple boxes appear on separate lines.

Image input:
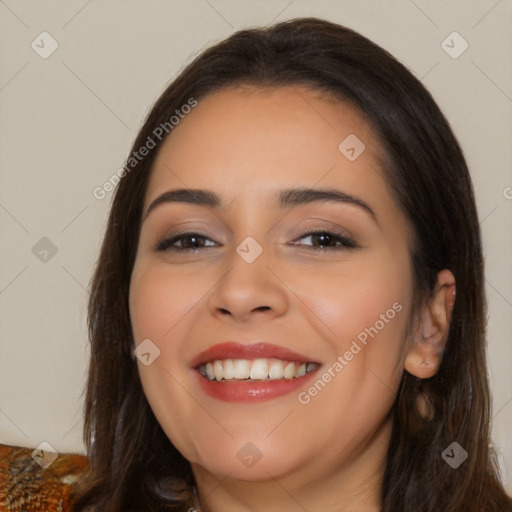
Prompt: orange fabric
<box><xmin>0</xmin><ymin>443</ymin><xmax>89</xmax><ymax>511</ymax></box>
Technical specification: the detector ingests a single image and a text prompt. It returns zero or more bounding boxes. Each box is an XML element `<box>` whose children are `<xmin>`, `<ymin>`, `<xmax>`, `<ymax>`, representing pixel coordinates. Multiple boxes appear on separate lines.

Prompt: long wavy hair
<box><xmin>72</xmin><ymin>17</ymin><xmax>512</xmax><ymax>512</ymax></box>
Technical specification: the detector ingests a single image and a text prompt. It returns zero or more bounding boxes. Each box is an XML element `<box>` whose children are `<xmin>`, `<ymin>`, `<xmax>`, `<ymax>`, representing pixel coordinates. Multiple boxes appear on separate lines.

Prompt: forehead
<box><xmin>146</xmin><ymin>85</ymin><xmax>390</xmax><ymax>213</ymax></box>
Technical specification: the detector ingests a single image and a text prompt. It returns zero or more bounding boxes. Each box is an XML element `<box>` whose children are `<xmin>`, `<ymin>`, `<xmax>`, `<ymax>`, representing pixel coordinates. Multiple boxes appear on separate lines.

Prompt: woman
<box><xmin>72</xmin><ymin>17</ymin><xmax>512</xmax><ymax>512</ymax></box>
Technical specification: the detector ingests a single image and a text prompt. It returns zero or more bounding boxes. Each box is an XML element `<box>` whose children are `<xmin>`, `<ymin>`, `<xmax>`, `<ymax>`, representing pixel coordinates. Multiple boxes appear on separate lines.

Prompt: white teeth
<box><xmin>205</xmin><ymin>362</ymin><xmax>214</xmax><ymax>380</ymax></box>
<box><xmin>213</xmin><ymin>360</ymin><xmax>223</xmax><ymax>381</ymax></box>
<box><xmin>223</xmin><ymin>359</ymin><xmax>234</xmax><ymax>380</ymax></box>
<box><xmin>295</xmin><ymin>363</ymin><xmax>306</xmax><ymax>378</ymax></box>
<box><xmin>234</xmin><ymin>359</ymin><xmax>250</xmax><ymax>379</ymax></box>
<box><xmin>268</xmin><ymin>360</ymin><xmax>284</xmax><ymax>380</ymax></box>
<box><xmin>306</xmin><ymin>362</ymin><xmax>317</xmax><ymax>373</ymax></box>
<box><xmin>199</xmin><ymin>358</ymin><xmax>318</xmax><ymax>381</ymax></box>
<box><xmin>283</xmin><ymin>362</ymin><xmax>296</xmax><ymax>380</ymax></box>
<box><xmin>249</xmin><ymin>359</ymin><xmax>268</xmax><ymax>380</ymax></box>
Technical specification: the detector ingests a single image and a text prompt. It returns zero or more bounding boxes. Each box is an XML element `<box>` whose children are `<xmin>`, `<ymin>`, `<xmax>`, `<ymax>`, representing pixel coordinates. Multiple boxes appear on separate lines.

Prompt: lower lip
<box><xmin>194</xmin><ymin>369</ymin><xmax>319</xmax><ymax>403</ymax></box>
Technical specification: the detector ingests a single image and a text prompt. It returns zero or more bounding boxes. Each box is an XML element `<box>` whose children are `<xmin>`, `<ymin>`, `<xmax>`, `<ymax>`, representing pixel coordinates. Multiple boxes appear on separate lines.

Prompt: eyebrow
<box><xmin>144</xmin><ymin>187</ymin><xmax>377</xmax><ymax>222</ymax></box>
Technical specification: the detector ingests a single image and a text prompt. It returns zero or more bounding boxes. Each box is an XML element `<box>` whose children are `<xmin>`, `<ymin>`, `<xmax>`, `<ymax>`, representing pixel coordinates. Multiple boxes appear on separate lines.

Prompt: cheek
<box><xmin>129</xmin><ymin>263</ymin><xmax>205</xmax><ymax>347</ymax></box>
<box><xmin>287</xmin><ymin>265</ymin><xmax>409</xmax><ymax>459</ymax></box>
<box><xmin>296</xmin><ymin>252</ymin><xmax>411</xmax><ymax>400</ymax></box>
<box><xmin>129</xmin><ymin>264</ymin><xmax>213</xmax><ymax>462</ymax></box>
<box><xmin>301</xmin><ymin>254</ymin><xmax>410</xmax><ymax>343</ymax></box>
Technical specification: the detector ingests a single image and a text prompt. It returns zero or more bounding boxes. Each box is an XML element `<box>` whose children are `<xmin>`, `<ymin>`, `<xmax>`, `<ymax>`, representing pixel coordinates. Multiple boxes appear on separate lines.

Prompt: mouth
<box><xmin>198</xmin><ymin>358</ymin><xmax>319</xmax><ymax>381</ymax></box>
<box><xmin>191</xmin><ymin>342</ymin><xmax>321</xmax><ymax>403</ymax></box>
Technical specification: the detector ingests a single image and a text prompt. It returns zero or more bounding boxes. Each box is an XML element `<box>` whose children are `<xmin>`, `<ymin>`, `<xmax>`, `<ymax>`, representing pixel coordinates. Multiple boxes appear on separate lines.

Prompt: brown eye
<box><xmin>156</xmin><ymin>232</ymin><xmax>217</xmax><ymax>252</ymax></box>
<box><xmin>292</xmin><ymin>230</ymin><xmax>358</xmax><ymax>251</ymax></box>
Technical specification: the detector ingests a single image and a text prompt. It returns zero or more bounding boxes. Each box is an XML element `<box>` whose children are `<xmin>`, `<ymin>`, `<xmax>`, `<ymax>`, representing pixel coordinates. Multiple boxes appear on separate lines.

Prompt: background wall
<box><xmin>1</xmin><ymin>0</ymin><xmax>511</xmax><ymax>493</ymax></box>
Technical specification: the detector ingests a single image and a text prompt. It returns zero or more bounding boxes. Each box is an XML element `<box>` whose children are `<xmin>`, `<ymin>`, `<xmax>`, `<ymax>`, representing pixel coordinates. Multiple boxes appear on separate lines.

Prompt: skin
<box><xmin>129</xmin><ymin>85</ymin><xmax>456</xmax><ymax>512</ymax></box>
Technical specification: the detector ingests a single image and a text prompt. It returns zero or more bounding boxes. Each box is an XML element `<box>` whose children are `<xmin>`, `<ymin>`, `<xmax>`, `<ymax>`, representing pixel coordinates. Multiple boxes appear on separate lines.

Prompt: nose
<box><xmin>206</xmin><ymin>242</ymin><xmax>289</xmax><ymax>323</ymax></box>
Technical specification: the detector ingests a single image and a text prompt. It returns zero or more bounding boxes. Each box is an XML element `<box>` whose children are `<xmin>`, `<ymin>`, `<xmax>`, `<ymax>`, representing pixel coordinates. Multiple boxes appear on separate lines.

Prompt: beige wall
<box><xmin>0</xmin><ymin>0</ymin><xmax>511</xmax><ymax>492</ymax></box>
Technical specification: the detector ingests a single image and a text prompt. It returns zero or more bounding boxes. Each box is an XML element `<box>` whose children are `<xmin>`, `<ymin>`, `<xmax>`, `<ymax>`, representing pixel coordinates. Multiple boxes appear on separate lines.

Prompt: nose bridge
<box><xmin>235</xmin><ymin>234</ymin><xmax>265</xmax><ymax>265</ymax></box>
<box><xmin>225</xmin><ymin>234</ymin><xmax>271</xmax><ymax>297</ymax></box>
<box><xmin>207</xmin><ymin>232</ymin><xmax>288</xmax><ymax>319</ymax></box>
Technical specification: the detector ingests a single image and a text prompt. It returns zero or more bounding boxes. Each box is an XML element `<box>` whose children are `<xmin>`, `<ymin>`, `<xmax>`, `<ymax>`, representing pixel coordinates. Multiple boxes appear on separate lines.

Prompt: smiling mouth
<box><xmin>198</xmin><ymin>358</ymin><xmax>320</xmax><ymax>381</ymax></box>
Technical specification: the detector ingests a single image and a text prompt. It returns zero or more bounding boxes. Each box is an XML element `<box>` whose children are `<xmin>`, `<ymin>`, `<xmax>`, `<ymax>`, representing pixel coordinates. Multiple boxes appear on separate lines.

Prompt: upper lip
<box><xmin>190</xmin><ymin>342</ymin><xmax>319</xmax><ymax>368</ymax></box>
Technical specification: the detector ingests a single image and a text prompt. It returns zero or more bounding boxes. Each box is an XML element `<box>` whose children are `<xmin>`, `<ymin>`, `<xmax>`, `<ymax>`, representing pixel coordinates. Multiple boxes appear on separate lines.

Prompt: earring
<box><xmin>413</xmin><ymin>380</ymin><xmax>435</xmax><ymax>423</ymax></box>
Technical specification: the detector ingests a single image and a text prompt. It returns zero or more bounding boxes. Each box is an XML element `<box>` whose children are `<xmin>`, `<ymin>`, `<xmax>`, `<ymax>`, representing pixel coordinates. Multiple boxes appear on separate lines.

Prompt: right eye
<box><xmin>155</xmin><ymin>231</ymin><xmax>218</xmax><ymax>252</ymax></box>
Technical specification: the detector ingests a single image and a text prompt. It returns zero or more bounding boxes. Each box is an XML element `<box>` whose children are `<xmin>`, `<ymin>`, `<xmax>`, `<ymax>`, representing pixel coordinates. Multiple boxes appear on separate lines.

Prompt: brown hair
<box><xmin>72</xmin><ymin>17</ymin><xmax>512</xmax><ymax>511</ymax></box>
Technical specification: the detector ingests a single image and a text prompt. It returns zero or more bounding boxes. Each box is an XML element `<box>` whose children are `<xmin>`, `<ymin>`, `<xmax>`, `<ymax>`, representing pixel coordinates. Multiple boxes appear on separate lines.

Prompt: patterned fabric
<box><xmin>0</xmin><ymin>443</ymin><xmax>89</xmax><ymax>512</ymax></box>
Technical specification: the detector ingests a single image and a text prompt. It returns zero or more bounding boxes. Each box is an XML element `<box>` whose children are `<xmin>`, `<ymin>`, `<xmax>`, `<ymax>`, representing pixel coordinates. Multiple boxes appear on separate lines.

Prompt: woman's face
<box><xmin>129</xmin><ymin>85</ymin><xmax>414</xmax><ymax>486</ymax></box>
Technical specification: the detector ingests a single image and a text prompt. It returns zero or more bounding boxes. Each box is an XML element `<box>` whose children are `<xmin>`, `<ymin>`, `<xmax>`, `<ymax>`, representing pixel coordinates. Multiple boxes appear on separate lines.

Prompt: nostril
<box><xmin>254</xmin><ymin>306</ymin><xmax>271</xmax><ymax>312</ymax></box>
<box><xmin>217</xmin><ymin>306</ymin><xmax>270</xmax><ymax>316</ymax></box>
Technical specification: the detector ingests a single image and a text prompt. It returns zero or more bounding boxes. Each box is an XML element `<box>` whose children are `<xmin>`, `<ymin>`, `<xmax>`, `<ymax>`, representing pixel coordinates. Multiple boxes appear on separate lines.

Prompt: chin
<box><xmin>192</xmin><ymin>446</ymin><xmax>304</xmax><ymax>482</ymax></box>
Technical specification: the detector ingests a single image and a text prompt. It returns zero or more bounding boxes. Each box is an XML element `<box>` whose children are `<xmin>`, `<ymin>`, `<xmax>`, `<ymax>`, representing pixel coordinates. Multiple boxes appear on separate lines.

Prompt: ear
<box><xmin>404</xmin><ymin>269</ymin><xmax>456</xmax><ymax>379</ymax></box>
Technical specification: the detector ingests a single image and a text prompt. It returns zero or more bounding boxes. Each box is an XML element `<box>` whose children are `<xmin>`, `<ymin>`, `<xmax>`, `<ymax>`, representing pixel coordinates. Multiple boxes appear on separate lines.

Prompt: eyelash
<box><xmin>155</xmin><ymin>228</ymin><xmax>358</xmax><ymax>253</ymax></box>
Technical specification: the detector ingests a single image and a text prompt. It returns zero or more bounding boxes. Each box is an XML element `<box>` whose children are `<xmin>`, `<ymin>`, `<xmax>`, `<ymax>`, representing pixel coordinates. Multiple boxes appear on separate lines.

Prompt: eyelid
<box><xmin>155</xmin><ymin>227</ymin><xmax>359</xmax><ymax>253</ymax></box>
<box><xmin>291</xmin><ymin>228</ymin><xmax>358</xmax><ymax>250</ymax></box>
<box><xmin>155</xmin><ymin>228</ymin><xmax>218</xmax><ymax>252</ymax></box>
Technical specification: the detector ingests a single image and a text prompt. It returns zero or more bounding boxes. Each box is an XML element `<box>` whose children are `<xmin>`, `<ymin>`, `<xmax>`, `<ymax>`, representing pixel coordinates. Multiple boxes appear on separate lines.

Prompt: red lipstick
<box><xmin>190</xmin><ymin>342</ymin><xmax>320</xmax><ymax>403</ymax></box>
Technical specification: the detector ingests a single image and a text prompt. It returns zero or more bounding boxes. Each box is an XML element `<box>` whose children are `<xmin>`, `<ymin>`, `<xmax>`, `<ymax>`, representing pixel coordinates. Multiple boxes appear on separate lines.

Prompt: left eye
<box><xmin>292</xmin><ymin>230</ymin><xmax>357</xmax><ymax>251</ymax></box>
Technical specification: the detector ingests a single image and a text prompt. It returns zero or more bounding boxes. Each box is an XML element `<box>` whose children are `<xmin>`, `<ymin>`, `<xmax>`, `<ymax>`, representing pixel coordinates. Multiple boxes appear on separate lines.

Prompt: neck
<box><xmin>191</xmin><ymin>414</ymin><xmax>391</xmax><ymax>512</ymax></box>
